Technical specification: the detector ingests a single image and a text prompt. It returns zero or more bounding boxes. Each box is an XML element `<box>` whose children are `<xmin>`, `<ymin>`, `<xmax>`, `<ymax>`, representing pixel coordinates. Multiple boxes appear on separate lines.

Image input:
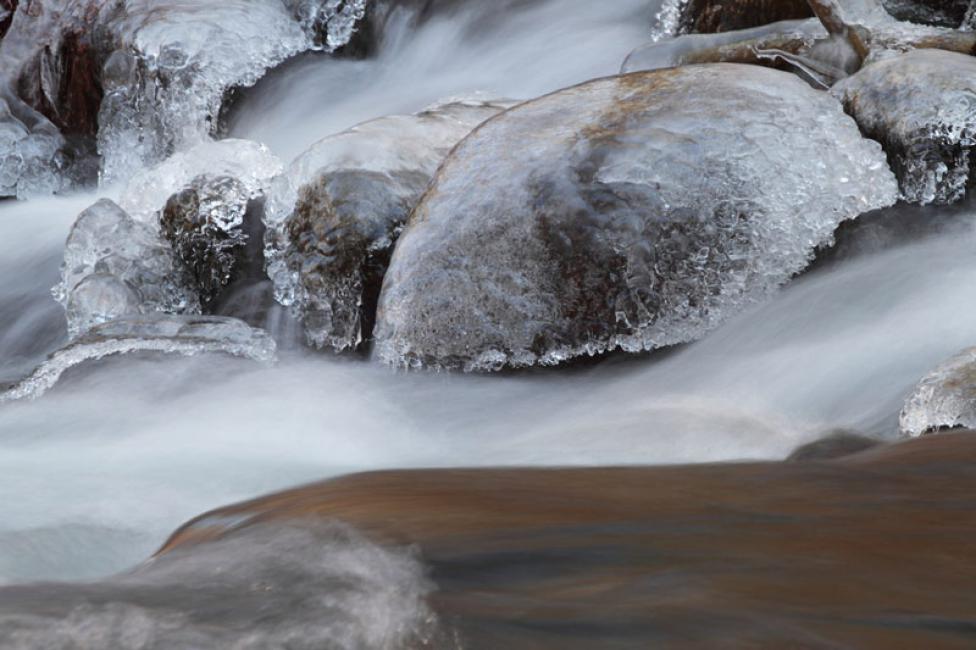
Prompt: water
<box><xmin>0</xmin><ymin>0</ymin><xmax>974</xmax><ymax>593</ymax></box>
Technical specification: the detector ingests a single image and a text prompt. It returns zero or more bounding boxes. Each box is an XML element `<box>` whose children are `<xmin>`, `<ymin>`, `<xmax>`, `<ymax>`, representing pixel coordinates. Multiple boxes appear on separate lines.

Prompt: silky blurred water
<box><xmin>1</xmin><ymin>0</ymin><xmax>975</xmax><ymax>585</ymax></box>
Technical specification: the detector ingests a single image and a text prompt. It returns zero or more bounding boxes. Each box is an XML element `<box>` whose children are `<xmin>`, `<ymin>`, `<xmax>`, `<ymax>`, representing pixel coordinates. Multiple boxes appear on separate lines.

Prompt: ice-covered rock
<box><xmin>54</xmin><ymin>199</ymin><xmax>197</xmax><ymax>337</ymax></box>
<box><xmin>0</xmin><ymin>314</ymin><xmax>275</xmax><ymax>403</ymax></box>
<box><xmin>832</xmin><ymin>49</ymin><xmax>976</xmax><ymax>205</ymax></box>
<box><xmin>265</xmin><ymin>98</ymin><xmax>514</xmax><ymax>352</ymax></box>
<box><xmin>374</xmin><ymin>65</ymin><xmax>898</xmax><ymax>372</ymax></box>
<box><xmin>900</xmin><ymin>347</ymin><xmax>976</xmax><ymax>436</ymax></box>
<box><xmin>160</xmin><ymin>175</ymin><xmax>252</xmax><ymax>308</ymax></box>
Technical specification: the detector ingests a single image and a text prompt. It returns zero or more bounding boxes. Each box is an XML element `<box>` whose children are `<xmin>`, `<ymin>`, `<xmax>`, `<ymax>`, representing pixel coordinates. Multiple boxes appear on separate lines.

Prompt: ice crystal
<box><xmin>900</xmin><ymin>347</ymin><xmax>976</xmax><ymax>436</ymax></box>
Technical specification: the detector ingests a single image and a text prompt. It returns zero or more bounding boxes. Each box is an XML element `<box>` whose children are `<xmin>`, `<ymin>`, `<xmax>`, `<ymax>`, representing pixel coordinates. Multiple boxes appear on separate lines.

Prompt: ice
<box><xmin>54</xmin><ymin>199</ymin><xmax>198</xmax><ymax>337</ymax></box>
<box><xmin>649</xmin><ymin>0</ymin><xmax>689</xmax><ymax>42</ymax></box>
<box><xmin>832</xmin><ymin>49</ymin><xmax>976</xmax><ymax>205</ymax></box>
<box><xmin>374</xmin><ymin>65</ymin><xmax>899</xmax><ymax>371</ymax></box>
<box><xmin>97</xmin><ymin>0</ymin><xmax>366</xmax><ymax>184</ymax></box>
<box><xmin>119</xmin><ymin>139</ymin><xmax>282</xmax><ymax>223</ymax></box>
<box><xmin>0</xmin><ymin>314</ymin><xmax>276</xmax><ymax>404</ymax></box>
<box><xmin>900</xmin><ymin>347</ymin><xmax>976</xmax><ymax>435</ymax></box>
<box><xmin>264</xmin><ymin>98</ymin><xmax>513</xmax><ymax>351</ymax></box>
<box><xmin>622</xmin><ymin>19</ymin><xmax>827</xmax><ymax>73</ymax></box>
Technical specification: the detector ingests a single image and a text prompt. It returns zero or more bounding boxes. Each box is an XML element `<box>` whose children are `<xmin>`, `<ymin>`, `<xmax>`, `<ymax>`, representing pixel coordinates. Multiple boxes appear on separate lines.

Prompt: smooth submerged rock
<box><xmin>156</xmin><ymin>433</ymin><xmax>976</xmax><ymax>648</ymax></box>
<box><xmin>0</xmin><ymin>314</ymin><xmax>276</xmax><ymax>403</ymax></box>
<box><xmin>55</xmin><ymin>199</ymin><xmax>197</xmax><ymax>337</ymax></box>
<box><xmin>833</xmin><ymin>49</ymin><xmax>976</xmax><ymax>206</ymax></box>
<box><xmin>265</xmin><ymin>98</ymin><xmax>514</xmax><ymax>352</ymax></box>
<box><xmin>374</xmin><ymin>65</ymin><xmax>898</xmax><ymax>371</ymax></box>
<box><xmin>900</xmin><ymin>347</ymin><xmax>976</xmax><ymax>436</ymax></box>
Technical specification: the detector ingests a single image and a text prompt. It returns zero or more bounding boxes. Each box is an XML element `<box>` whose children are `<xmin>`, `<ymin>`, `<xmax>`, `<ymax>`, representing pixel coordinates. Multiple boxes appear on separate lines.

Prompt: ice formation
<box><xmin>119</xmin><ymin>139</ymin><xmax>282</xmax><ymax>223</ymax></box>
<box><xmin>97</xmin><ymin>0</ymin><xmax>366</xmax><ymax>184</ymax></box>
<box><xmin>0</xmin><ymin>0</ymin><xmax>365</xmax><ymax>195</ymax></box>
<box><xmin>264</xmin><ymin>98</ymin><xmax>514</xmax><ymax>352</ymax></box>
<box><xmin>0</xmin><ymin>314</ymin><xmax>276</xmax><ymax>403</ymax></box>
<box><xmin>900</xmin><ymin>347</ymin><xmax>976</xmax><ymax>436</ymax></box>
<box><xmin>54</xmin><ymin>199</ymin><xmax>197</xmax><ymax>337</ymax></box>
<box><xmin>0</xmin><ymin>521</ymin><xmax>444</xmax><ymax>648</ymax></box>
<box><xmin>373</xmin><ymin>65</ymin><xmax>898</xmax><ymax>372</ymax></box>
<box><xmin>832</xmin><ymin>49</ymin><xmax>976</xmax><ymax>205</ymax></box>
<box><xmin>649</xmin><ymin>0</ymin><xmax>690</xmax><ymax>42</ymax></box>
<box><xmin>622</xmin><ymin>19</ymin><xmax>827</xmax><ymax>73</ymax></box>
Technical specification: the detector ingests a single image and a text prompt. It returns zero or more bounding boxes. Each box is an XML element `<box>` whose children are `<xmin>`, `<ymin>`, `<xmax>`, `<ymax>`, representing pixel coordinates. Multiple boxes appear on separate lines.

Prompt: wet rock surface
<box><xmin>156</xmin><ymin>432</ymin><xmax>976</xmax><ymax>649</ymax></box>
<box><xmin>265</xmin><ymin>99</ymin><xmax>513</xmax><ymax>352</ymax></box>
<box><xmin>833</xmin><ymin>49</ymin><xmax>976</xmax><ymax>206</ymax></box>
<box><xmin>374</xmin><ymin>65</ymin><xmax>897</xmax><ymax>371</ymax></box>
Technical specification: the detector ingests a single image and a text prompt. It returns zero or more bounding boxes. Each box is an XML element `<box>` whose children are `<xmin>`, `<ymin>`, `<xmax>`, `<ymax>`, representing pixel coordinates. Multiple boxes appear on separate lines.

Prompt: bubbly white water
<box><xmin>0</xmin><ymin>0</ymin><xmax>975</xmax><ymax>590</ymax></box>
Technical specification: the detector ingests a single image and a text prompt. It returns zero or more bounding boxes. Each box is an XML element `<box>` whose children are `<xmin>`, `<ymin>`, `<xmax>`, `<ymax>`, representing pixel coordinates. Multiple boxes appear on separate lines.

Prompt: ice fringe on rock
<box><xmin>0</xmin><ymin>315</ymin><xmax>276</xmax><ymax>404</ymax></box>
<box><xmin>899</xmin><ymin>347</ymin><xmax>976</xmax><ymax>436</ymax></box>
<box><xmin>54</xmin><ymin>199</ymin><xmax>198</xmax><ymax>337</ymax></box>
<box><xmin>264</xmin><ymin>98</ymin><xmax>514</xmax><ymax>352</ymax></box>
<box><xmin>373</xmin><ymin>65</ymin><xmax>899</xmax><ymax>372</ymax></box>
<box><xmin>832</xmin><ymin>49</ymin><xmax>976</xmax><ymax>205</ymax></box>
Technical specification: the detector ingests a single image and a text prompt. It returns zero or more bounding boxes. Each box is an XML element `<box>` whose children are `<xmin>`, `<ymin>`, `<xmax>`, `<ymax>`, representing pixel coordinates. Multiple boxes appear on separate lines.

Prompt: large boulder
<box><xmin>374</xmin><ymin>65</ymin><xmax>898</xmax><ymax>371</ymax></box>
<box><xmin>264</xmin><ymin>99</ymin><xmax>514</xmax><ymax>352</ymax></box>
<box><xmin>832</xmin><ymin>49</ymin><xmax>976</xmax><ymax>205</ymax></box>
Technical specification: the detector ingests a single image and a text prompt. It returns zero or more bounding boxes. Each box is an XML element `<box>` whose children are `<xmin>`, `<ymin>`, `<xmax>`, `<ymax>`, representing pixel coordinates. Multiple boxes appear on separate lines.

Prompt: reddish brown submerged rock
<box><xmin>163</xmin><ymin>432</ymin><xmax>976</xmax><ymax>648</ymax></box>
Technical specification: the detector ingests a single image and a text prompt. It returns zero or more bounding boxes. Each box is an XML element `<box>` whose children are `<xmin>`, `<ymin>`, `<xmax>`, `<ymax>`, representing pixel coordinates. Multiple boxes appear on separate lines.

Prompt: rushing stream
<box><xmin>0</xmin><ymin>0</ymin><xmax>975</xmax><ymax>608</ymax></box>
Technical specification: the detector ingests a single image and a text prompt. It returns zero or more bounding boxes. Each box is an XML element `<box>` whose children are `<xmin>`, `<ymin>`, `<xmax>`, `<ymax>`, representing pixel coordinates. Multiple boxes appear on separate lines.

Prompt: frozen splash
<box><xmin>0</xmin><ymin>521</ymin><xmax>447</xmax><ymax>649</ymax></box>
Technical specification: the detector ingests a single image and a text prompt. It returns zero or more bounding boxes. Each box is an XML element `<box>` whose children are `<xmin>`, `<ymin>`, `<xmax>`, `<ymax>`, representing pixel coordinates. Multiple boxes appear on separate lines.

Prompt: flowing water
<box><xmin>0</xmin><ymin>0</ymin><xmax>975</xmax><ymax>600</ymax></box>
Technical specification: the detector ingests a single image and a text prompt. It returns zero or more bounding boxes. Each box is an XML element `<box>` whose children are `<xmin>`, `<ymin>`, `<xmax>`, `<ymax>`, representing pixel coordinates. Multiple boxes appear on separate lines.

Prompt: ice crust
<box><xmin>832</xmin><ymin>49</ymin><xmax>976</xmax><ymax>205</ymax></box>
<box><xmin>0</xmin><ymin>521</ymin><xmax>444</xmax><ymax>648</ymax></box>
<box><xmin>374</xmin><ymin>66</ymin><xmax>899</xmax><ymax>372</ymax></box>
<box><xmin>54</xmin><ymin>199</ymin><xmax>197</xmax><ymax>338</ymax></box>
<box><xmin>264</xmin><ymin>98</ymin><xmax>514</xmax><ymax>351</ymax></box>
<box><xmin>900</xmin><ymin>347</ymin><xmax>976</xmax><ymax>436</ymax></box>
<box><xmin>0</xmin><ymin>314</ymin><xmax>276</xmax><ymax>404</ymax></box>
